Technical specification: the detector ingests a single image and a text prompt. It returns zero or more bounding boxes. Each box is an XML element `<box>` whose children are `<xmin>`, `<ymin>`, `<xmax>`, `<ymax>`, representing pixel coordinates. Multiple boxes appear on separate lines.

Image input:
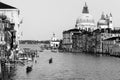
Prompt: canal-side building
<box><xmin>72</xmin><ymin>30</ymin><xmax>82</xmax><ymax>52</ymax></box>
<box><xmin>102</xmin><ymin>37</ymin><xmax>120</xmax><ymax>55</ymax></box>
<box><xmin>50</xmin><ymin>33</ymin><xmax>60</xmax><ymax>49</ymax></box>
<box><xmin>94</xmin><ymin>12</ymin><xmax>120</xmax><ymax>54</ymax></box>
<box><xmin>62</xmin><ymin>2</ymin><xmax>96</xmax><ymax>52</ymax></box>
<box><xmin>0</xmin><ymin>2</ymin><xmax>22</xmax><ymax>50</ymax></box>
<box><xmin>62</xmin><ymin>28</ymin><xmax>98</xmax><ymax>53</ymax></box>
<box><xmin>102</xmin><ymin>30</ymin><xmax>120</xmax><ymax>54</ymax></box>
<box><xmin>92</xmin><ymin>12</ymin><xmax>120</xmax><ymax>54</ymax></box>
<box><xmin>62</xmin><ymin>28</ymin><xmax>79</xmax><ymax>51</ymax></box>
<box><xmin>93</xmin><ymin>28</ymin><xmax>111</xmax><ymax>53</ymax></box>
<box><xmin>0</xmin><ymin>2</ymin><xmax>22</xmax><ymax>60</ymax></box>
<box><xmin>72</xmin><ymin>30</ymin><xmax>95</xmax><ymax>53</ymax></box>
<box><xmin>111</xmin><ymin>40</ymin><xmax>120</xmax><ymax>56</ymax></box>
<box><xmin>92</xmin><ymin>27</ymin><xmax>120</xmax><ymax>55</ymax></box>
<box><xmin>61</xmin><ymin>2</ymin><xmax>120</xmax><ymax>56</ymax></box>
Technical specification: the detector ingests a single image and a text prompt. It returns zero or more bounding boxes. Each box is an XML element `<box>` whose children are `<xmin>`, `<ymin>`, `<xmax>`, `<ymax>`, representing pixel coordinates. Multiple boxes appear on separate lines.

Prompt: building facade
<box><xmin>62</xmin><ymin>28</ymin><xmax>80</xmax><ymax>51</ymax></box>
<box><xmin>50</xmin><ymin>33</ymin><xmax>60</xmax><ymax>49</ymax></box>
<box><xmin>0</xmin><ymin>2</ymin><xmax>22</xmax><ymax>60</ymax></box>
<box><xmin>0</xmin><ymin>2</ymin><xmax>22</xmax><ymax>50</ymax></box>
<box><xmin>61</xmin><ymin>2</ymin><xmax>120</xmax><ymax>56</ymax></box>
<box><xmin>62</xmin><ymin>3</ymin><xmax>96</xmax><ymax>52</ymax></box>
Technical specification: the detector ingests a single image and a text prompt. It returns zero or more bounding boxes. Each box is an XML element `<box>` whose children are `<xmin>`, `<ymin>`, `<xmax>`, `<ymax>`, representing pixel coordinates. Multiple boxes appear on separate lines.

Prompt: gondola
<box><xmin>26</xmin><ymin>65</ymin><xmax>33</xmax><ymax>73</ymax></box>
<box><xmin>49</xmin><ymin>58</ymin><xmax>53</xmax><ymax>64</ymax></box>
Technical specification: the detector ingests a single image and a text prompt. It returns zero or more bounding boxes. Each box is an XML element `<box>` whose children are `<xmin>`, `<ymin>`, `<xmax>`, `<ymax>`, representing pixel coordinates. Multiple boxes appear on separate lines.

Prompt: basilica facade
<box><xmin>62</xmin><ymin>2</ymin><xmax>120</xmax><ymax>56</ymax></box>
<box><xmin>62</xmin><ymin>3</ymin><xmax>96</xmax><ymax>51</ymax></box>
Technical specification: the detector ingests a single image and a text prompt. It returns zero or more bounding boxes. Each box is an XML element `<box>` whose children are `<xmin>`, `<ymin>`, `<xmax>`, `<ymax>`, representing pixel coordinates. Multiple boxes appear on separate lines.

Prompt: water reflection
<box><xmin>5</xmin><ymin>50</ymin><xmax>120</xmax><ymax>80</ymax></box>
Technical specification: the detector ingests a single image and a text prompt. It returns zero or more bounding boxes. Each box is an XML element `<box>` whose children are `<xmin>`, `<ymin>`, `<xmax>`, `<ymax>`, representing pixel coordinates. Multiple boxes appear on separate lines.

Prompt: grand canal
<box><xmin>7</xmin><ymin>45</ymin><xmax>120</xmax><ymax>80</ymax></box>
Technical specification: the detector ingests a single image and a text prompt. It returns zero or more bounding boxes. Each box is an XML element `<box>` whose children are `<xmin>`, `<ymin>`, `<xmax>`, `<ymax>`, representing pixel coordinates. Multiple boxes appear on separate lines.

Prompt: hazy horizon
<box><xmin>2</xmin><ymin>0</ymin><xmax>120</xmax><ymax>40</ymax></box>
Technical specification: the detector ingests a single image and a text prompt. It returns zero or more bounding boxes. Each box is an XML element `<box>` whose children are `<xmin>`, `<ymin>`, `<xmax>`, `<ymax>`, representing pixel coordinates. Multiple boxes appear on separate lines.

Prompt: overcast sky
<box><xmin>2</xmin><ymin>0</ymin><xmax>120</xmax><ymax>40</ymax></box>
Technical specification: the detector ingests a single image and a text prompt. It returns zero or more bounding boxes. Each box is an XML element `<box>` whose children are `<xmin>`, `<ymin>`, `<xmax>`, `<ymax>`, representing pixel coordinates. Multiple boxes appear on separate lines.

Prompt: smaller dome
<box><xmin>51</xmin><ymin>33</ymin><xmax>57</xmax><ymax>41</ymax></box>
<box><xmin>97</xmin><ymin>12</ymin><xmax>109</xmax><ymax>25</ymax></box>
<box><xmin>51</xmin><ymin>37</ymin><xmax>57</xmax><ymax>41</ymax></box>
<box><xmin>98</xmin><ymin>19</ymin><xmax>108</xmax><ymax>25</ymax></box>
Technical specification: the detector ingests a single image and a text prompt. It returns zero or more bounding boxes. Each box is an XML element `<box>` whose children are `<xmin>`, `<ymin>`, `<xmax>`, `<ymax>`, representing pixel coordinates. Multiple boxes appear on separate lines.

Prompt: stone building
<box><xmin>62</xmin><ymin>28</ymin><xmax>80</xmax><ymax>51</ymax></box>
<box><xmin>62</xmin><ymin>28</ymin><xmax>97</xmax><ymax>53</ymax></box>
<box><xmin>0</xmin><ymin>2</ymin><xmax>22</xmax><ymax>50</ymax></box>
<box><xmin>50</xmin><ymin>33</ymin><xmax>60</xmax><ymax>49</ymax></box>
<box><xmin>0</xmin><ymin>2</ymin><xmax>22</xmax><ymax>60</ymax></box>
<box><xmin>62</xmin><ymin>2</ymin><xmax>96</xmax><ymax>52</ymax></box>
<box><xmin>72</xmin><ymin>31</ymin><xmax>82</xmax><ymax>52</ymax></box>
<box><xmin>92</xmin><ymin>28</ymin><xmax>120</xmax><ymax>55</ymax></box>
<box><xmin>62</xmin><ymin>2</ymin><xmax>120</xmax><ymax>56</ymax></box>
<box><xmin>100</xmin><ymin>36</ymin><xmax>120</xmax><ymax>56</ymax></box>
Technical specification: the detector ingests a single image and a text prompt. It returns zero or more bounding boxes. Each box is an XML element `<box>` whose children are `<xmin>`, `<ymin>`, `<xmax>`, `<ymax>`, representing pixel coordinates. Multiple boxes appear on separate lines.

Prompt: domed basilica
<box><xmin>97</xmin><ymin>12</ymin><xmax>113</xmax><ymax>29</ymax></box>
<box><xmin>75</xmin><ymin>3</ymin><xmax>96</xmax><ymax>31</ymax></box>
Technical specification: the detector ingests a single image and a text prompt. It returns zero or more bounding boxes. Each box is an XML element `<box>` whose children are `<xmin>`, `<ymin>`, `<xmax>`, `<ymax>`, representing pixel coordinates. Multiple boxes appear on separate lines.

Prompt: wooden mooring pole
<box><xmin>1</xmin><ymin>59</ymin><xmax>8</xmax><ymax>80</ymax></box>
<box><xmin>0</xmin><ymin>48</ymin><xmax>9</xmax><ymax>80</ymax></box>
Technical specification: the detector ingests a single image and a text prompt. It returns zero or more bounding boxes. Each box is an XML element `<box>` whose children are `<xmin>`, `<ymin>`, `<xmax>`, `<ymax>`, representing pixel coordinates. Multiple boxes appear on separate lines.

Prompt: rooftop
<box><xmin>104</xmin><ymin>37</ymin><xmax>120</xmax><ymax>41</ymax></box>
<box><xmin>0</xmin><ymin>2</ymin><xmax>17</xmax><ymax>9</ymax></box>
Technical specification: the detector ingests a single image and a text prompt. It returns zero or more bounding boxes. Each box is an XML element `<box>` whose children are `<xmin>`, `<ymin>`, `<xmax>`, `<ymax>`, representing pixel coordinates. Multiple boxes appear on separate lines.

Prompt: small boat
<box><xmin>39</xmin><ymin>50</ymin><xmax>43</xmax><ymax>52</ymax></box>
<box><xmin>18</xmin><ymin>56</ymin><xmax>28</xmax><ymax>60</ymax></box>
<box><xmin>35</xmin><ymin>60</ymin><xmax>37</xmax><ymax>63</ymax></box>
<box><xmin>36</xmin><ymin>55</ymin><xmax>39</xmax><ymax>57</ymax></box>
<box><xmin>49</xmin><ymin>58</ymin><xmax>53</xmax><ymax>64</ymax></box>
<box><xmin>18</xmin><ymin>57</ymin><xmax>24</xmax><ymax>60</ymax></box>
<box><xmin>26</xmin><ymin>65</ymin><xmax>33</xmax><ymax>73</ymax></box>
<box><xmin>27</xmin><ymin>57</ymin><xmax>32</xmax><ymax>61</ymax></box>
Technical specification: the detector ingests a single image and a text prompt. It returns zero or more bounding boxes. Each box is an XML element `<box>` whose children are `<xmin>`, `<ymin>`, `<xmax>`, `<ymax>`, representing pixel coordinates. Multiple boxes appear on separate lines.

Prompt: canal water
<box><xmin>10</xmin><ymin>49</ymin><xmax>120</xmax><ymax>80</ymax></box>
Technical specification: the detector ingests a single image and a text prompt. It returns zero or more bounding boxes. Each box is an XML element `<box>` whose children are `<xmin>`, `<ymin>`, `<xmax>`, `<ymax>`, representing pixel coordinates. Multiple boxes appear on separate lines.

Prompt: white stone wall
<box><xmin>0</xmin><ymin>9</ymin><xmax>22</xmax><ymax>47</ymax></box>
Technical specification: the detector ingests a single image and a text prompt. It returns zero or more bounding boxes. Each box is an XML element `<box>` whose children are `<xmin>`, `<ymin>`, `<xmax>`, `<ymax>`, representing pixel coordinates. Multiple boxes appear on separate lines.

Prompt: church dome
<box><xmin>97</xmin><ymin>19</ymin><xmax>108</xmax><ymax>25</ymax></box>
<box><xmin>75</xmin><ymin>3</ymin><xmax>95</xmax><ymax>30</ymax></box>
<box><xmin>76</xmin><ymin>14</ymin><xmax>95</xmax><ymax>24</ymax></box>
<box><xmin>51</xmin><ymin>33</ymin><xmax>57</xmax><ymax>41</ymax></box>
<box><xmin>97</xmin><ymin>13</ymin><xmax>108</xmax><ymax>25</ymax></box>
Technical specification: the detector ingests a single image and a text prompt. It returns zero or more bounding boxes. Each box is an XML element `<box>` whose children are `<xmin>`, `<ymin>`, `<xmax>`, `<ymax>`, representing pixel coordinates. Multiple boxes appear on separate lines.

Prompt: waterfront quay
<box><xmin>0</xmin><ymin>44</ymin><xmax>120</xmax><ymax>80</ymax></box>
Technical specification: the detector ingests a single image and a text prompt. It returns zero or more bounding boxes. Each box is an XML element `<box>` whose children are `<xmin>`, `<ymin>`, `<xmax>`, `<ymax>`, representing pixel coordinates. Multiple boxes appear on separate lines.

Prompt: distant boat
<box><xmin>39</xmin><ymin>50</ymin><xmax>43</xmax><ymax>52</ymax></box>
<box><xmin>26</xmin><ymin>65</ymin><xmax>33</xmax><ymax>73</ymax></box>
<box><xmin>18</xmin><ymin>56</ymin><xmax>28</xmax><ymax>60</ymax></box>
<box><xmin>35</xmin><ymin>60</ymin><xmax>37</xmax><ymax>63</ymax></box>
<box><xmin>36</xmin><ymin>55</ymin><xmax>39</xmax><ymax>57</ymax></box>
<box><xmin>27</xmin><ymin>57</ymin><xmax>32</xmax><ymax>61</ymax></box>
<box><xmin>49</xmin><ymin>58</ymin><xmax>53</xmax><ymax>64</ymax></box>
